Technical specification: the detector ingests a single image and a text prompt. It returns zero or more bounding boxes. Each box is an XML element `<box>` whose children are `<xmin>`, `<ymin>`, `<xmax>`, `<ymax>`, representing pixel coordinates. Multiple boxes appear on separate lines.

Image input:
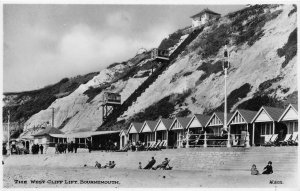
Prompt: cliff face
<box><xmin>6</xmin><ymin>4</ymin><xmax>297</xmax><ymax>137</ymax></box>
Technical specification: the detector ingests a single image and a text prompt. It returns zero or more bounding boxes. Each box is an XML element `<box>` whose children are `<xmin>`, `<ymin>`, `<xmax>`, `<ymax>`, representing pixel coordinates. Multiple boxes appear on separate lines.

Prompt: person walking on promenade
<box><xmin>262</xmin><ymin>161</ymin><xmax>273</xmax><ymax>174</ymax></box>
<box><xmin>39</xmin><ymin>144</ymin><xmax>44</xmax><ymax>154</ymax></box>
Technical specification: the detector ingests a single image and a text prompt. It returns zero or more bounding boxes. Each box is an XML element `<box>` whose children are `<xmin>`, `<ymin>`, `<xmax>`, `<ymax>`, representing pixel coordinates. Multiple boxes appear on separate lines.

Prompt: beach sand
<box><xmin>3</xmin><ymin>165</ymin><xmax>298</xmax><ymax>188</ymax></box>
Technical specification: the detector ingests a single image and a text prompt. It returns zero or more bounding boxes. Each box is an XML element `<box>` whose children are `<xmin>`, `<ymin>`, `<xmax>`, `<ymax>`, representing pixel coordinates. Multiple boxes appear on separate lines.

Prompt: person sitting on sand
<box><xmin>262</xmin><ymin>161</ymin><xmax>273</xmax><ymax>174</ymax></box>
<box><xmin>152</xmin><ymin>158</ymin><xmax>170</xmax><ymax>170</ymax></box>
<box><xmin>102</xmin><ymin>161</ymin><xmax>112</xmax><ymax>168</ymax></box>
<box><xmin>108</xmin><ymin>161</ymin><xmax>116</xmax><ymax>169</ymax></box>
<box><xmin>251</xmin><ymin>164</ymin><xmax>259</xmax><ymax>175</ymax></box>
<box><xmin>138</xmin><ymin>162</ymin><xmax>142</xmax><ymax>169</ymax></box>
<box><xmin>95</xmin><ymin>161</ymin><xmax>101</xmax><ymax>169</ymax></box>
<box><xmin>143</xmin><ymin>157</ymin><xmax>156</xmax><ymax>169</ymax></box>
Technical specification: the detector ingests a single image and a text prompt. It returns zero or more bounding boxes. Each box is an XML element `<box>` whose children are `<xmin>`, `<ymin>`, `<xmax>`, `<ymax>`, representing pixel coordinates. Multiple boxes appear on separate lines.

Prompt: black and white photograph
<box><xmin>1</xmin><ymin>1</ymin><xmax>299</xmax><ymax>189</ymax></box>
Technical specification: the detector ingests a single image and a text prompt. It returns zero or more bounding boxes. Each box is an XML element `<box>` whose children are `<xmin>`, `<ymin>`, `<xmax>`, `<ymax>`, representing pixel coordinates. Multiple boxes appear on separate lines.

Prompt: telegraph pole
<box><xmin>223</xmin><ymin>45</ymin><xmax>231</xmax><ymax>148</ymax></box>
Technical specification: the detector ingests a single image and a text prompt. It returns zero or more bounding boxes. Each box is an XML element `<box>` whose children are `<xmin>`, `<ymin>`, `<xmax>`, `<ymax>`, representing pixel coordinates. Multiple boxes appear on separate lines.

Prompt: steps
<box><xmin>99</xmin><ymin>27</ymin><xmax>205</xmax><ymax>128</ymax></box>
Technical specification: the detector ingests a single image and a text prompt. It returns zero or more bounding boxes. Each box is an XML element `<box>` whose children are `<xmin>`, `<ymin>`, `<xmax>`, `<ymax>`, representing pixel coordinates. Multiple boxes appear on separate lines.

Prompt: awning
<box><xmin>49</xmin><ymin>134</ymin><xmax>67</xmax><ymax>138</ymax></box>
<box><xmin>64</xmin><ymin>131</ymin><xmax>121</xmax><ymax>138</ymax></box>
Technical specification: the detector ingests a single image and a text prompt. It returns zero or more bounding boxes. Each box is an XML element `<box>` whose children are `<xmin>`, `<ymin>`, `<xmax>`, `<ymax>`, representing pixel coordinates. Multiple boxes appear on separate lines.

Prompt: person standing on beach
<box><xmin>74</xmin><ymin>142</ymin><xmax>78</xmax><ymax>153</ymax></box>
<box><xmin>70</xmin><ymin>141</ymin><xmax>74</xmax><ymax>153</ymax></box>
<box><xmin>39</xmin><ymin>144</ymin><xmax>44</xmax><ymax>154</ymax></box>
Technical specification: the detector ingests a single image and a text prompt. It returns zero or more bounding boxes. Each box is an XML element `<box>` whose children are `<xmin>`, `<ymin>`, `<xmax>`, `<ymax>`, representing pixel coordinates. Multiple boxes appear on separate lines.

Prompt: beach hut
<box><xmin>119</xmin><ymin>129</ymin><xmax>129</xmax><ymax>149</ymax></box>
<box><xmin>251</xmin><ymin>106</ymin><xmax>285</xmax><ymax>146</ymax></box>
<box><xmin>205</xmin><ymin>112</ymin><xmax>233</xmax><ymax>136</ymax></box>
<box><xmin>227</xmin><ymin>109</ymin><xmax>257</xmax><ymax>146</ymax></box>
<box><xmin>169</xmin><ymin>117</ymin><xmax>192</xmax><ymax>148</ymax></box>
<box><xmin>278</xmin><ymin>104</ymin><xmax>298</xmax><ymax>135</ymax></box>
<box><xmin>153</xmin><ymin>118</ymin><xmax>173</xmax><ymax>147</ymax></box>
<box><xmin>127</xmin><ymin>122</ymin><xmax>143</xmax><ymax>144</ymax></box>
<box><xmin>187</xmin><ymin>114</ymin><xmax>210</xmax><ymax>134</ymax></box>
<box><xmin>139</xmin><ymin>120</ymin><xmax>158</xmax><ymax>147</ymax></box>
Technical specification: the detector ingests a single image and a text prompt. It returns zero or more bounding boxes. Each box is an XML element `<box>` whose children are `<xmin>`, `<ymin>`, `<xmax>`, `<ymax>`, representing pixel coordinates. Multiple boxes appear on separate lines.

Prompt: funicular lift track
<box><xmin>99</xmin><ymin>26</ymin><xmax>205</xmax><ymax>129</ymax></box>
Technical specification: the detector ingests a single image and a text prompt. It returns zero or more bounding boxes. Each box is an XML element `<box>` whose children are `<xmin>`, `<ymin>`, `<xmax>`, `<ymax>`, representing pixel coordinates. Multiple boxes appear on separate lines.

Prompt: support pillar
<box><xmin>245</xmin><ymin>123</ymin><xmax>250</xmax><ymax>148</ymax></box>
<box><xmin>186</xmin><ymin>129</ymin><xmax>190</xmax><ymax>148</ymax></box>
<box><xmin>204</xmin><ymin>131</ymin><xmax>207</xmax><ymax>148</ymax></box>
<box><xmin>272</xmin><ymin>121</ymin><xmax>275</xmax><ymax>135</ymax></box>
<box><xmin>166</xmin><ymin>131</ymin><xmax>169</xmax><ymax>149</ymax></box>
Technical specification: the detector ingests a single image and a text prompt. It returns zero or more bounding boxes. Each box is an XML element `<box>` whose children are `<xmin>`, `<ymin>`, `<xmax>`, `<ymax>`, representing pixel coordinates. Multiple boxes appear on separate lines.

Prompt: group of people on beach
<box><xmin>139</xmin><ymin>157</ymin><xmax>172</xmax><ymax>170</ymax></box>
<box><xmin>94</xmin><ymin>161</ymin><xmax>116</xmax><ymax>169</ymax></box>
<box><xmin>55</xmin><ymin>141</ymin><xmax>80</xmax><ymax>154</ymax></box>
<box><xmin>251</xmin><ymin>161</ymin><xmax>273</xmax><ymax>175</ymax></box>
<box><xmin>31</xmin><ymin>144</ymin><xmax>43</xmax><ymax>154</ymax></box>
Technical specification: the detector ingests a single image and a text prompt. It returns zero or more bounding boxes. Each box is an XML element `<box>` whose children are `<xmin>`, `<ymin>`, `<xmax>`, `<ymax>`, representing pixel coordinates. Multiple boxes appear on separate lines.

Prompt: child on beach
<box><xmin>138</xmin><ymin>162</ymin><xmax>142</xmax><ymax>169</ymax></box>
<box><xmin>251</xmin><ymin>164</ymin><xmax>259</xmax><ymax>175</ymax></box>
<box><xmin>262</xmin><ymin>161</ymin><xmax>273</xmax><ymax>174</ymax></box>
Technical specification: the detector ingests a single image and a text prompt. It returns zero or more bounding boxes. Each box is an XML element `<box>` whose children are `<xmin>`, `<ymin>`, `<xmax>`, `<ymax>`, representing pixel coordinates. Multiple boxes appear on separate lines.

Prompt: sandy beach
<box><xmin>3</xmin><ymin>163</ymin><xmax>298</xmax><ymax>188</ymax></box>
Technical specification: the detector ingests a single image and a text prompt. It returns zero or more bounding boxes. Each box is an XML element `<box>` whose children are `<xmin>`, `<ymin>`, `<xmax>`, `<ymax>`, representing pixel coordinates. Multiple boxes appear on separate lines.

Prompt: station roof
<box><xmin>190</xmin><ymin>8</ymin><xmax>221</xmax><ymax>18</ymax></box>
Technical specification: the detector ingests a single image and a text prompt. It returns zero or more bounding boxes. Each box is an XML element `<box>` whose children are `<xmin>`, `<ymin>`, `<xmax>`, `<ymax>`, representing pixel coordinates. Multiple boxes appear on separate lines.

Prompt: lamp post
<box><xmin>223</xmin><ymin>45</ymin><xmax>231</xmax><ymax>148</ymax></box>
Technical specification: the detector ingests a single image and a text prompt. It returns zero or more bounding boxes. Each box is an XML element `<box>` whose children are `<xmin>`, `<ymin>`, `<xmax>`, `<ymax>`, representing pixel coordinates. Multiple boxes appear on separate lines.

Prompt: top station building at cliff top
<box><xmin>190</xmin><ymin>8</ymin><xmax>221</xmax><ymax>28</ymax></box>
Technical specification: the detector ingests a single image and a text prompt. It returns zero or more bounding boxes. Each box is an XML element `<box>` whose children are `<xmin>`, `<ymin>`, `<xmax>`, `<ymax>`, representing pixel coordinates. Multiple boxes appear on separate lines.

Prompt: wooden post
<box><xmin>166</xmin><ymin>130</ymin><xmax>169</xmax><ymax>148</ymax></box>
<box><xmin>186</xmin><ymin>129</ymin><xmax>190</xmax><ymax>148</ymax></box>
<box><xmin>204</xmin><ymin>131</ymin><xmax>207</xmax><ymax>148</ymax></box>
<box><xmin>245</xmin><ymin>123</ymin><xmax>250</xmax><ymax>148</ymax></box>
<box><xmin>252</xmin><ymin>123</ymin><xmax>255</xmax><ymax>146</ymax></box>
<box><xmin>272</xmin><ymin>121</ymin><xmax>275</xmax><ymax>135</ymax></box>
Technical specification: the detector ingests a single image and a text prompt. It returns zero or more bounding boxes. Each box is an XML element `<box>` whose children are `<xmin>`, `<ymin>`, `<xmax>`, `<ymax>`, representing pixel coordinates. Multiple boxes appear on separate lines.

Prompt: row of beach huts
<box><xmin>119</xmin><ymin>104</ymin><xmax>298</xmax><ymax>149</ymax></box>
<box><xmin>8</xmin><ymin>104</ymin><xmax>298</xmax><ymax>154</ymax></box>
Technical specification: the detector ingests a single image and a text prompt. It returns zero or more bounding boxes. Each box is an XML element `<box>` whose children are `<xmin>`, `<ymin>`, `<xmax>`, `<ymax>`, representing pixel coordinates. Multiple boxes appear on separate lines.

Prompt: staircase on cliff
<box><xmin>99</xmin><ymin>27</ymin><xmax>204</xmax><ymax>128</ymax></box>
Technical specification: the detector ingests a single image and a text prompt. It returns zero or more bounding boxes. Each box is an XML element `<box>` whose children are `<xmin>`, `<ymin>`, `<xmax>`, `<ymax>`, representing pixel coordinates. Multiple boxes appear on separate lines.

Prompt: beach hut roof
<box><xmin>227</xmin><ymin>109</ymin><xmax>257</xmax><ymax>125</ymax></box>
<box><xmin>194</xmin><ymin>114</ymin><xmax>211</xmax><ymax>126</ymax></box>
<box><xmin>251</xmin><ymin>106</ymin><xmax>285</xmax><ymax>123</ymax></box>
<box><xmin>140</xmin><ymin>120</ymin><xmax>158</xmax><ymax>133</ymax></box>
<box><xmin>278</xmin><ymin>104</ymin><xmax>298</xmax><ymax>121</ymax></box>
<box><xmin>160</xmin><ymin>118</ymin><xmax>174</xmax><ymax>130</ymax></box>
<box><xmin>176</xmin><ymin>117</ymin><xmax>192</xmax><ymax>129</ymax></box>
<box><xmin>128</xmin><ymin>122</ymin><xmax>143</xmax><ymax>134</ymax></box>
<box><xmin>206</xmin><ymin>112</ymin><xmax>233</xmax><ymax>126</ymax></box>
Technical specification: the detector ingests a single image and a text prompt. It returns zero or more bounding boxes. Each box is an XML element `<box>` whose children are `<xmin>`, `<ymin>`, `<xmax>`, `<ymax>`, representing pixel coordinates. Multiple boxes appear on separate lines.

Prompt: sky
<box><xmin>3</xmin><ymin>4</ymin><xmax>245</xmax><ymax>92</ymax></box>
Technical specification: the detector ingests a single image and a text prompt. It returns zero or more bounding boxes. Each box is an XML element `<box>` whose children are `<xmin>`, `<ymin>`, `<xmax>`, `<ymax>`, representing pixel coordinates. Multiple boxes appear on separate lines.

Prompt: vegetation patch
<box><xmin>196</xmin><ymin>24</ymin><xmax>230</xmax><ymax>58</ymax></box>
<box><xmin>237</xmin><ymin>95</ymin><xmax>285</xmax><ymax>111</ymax></box>
<box><xmin>277</xmin><ymin>28</ymin><xmax>297</xmax><ymax>68</ymax></box>
<box><xmin>83</xmin><ymin>85</ymin><xmax>107</xmax><ymax>103</ymax></box>
<box><xmin>129</xmin><ymin>89</ymin><xmax>192</xmax><ymax>122</ymax></box>
<box><xmin>183</xmin><ymin>71</ymin><xmax>193</xmax><ymax>77</ymax></box>
<box><xmin>196</xmin><ymin>60</ymin><xmax>223</xmax><ymax>85</ymax></box>
<box><xmin>258</xmin><ymin>76</ymin><xmax>283</xmax><ymax>92</ymax></box>
<box><xmin>209</xmin><ymin>83</ymin><xmax>252</xmax><ymax>114</ymax></box>
<box><xmin>227</xmin><ymin>5</ymin><xmax>282</xmax><ymax>46</ymax></box>
<box><xmin>158</xmin><ymin>29</ymin><xmax>185</xmax><ymax>50</ymax></box>
<box><xmin>288</xmin><ymin>4</ymin><xmax>297</xmax><ymax>17</ymax></box>
<box><xmin>176</xmin><ymin>108</ymin><xmax>192</xmax><ymax>117</ymax></box>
